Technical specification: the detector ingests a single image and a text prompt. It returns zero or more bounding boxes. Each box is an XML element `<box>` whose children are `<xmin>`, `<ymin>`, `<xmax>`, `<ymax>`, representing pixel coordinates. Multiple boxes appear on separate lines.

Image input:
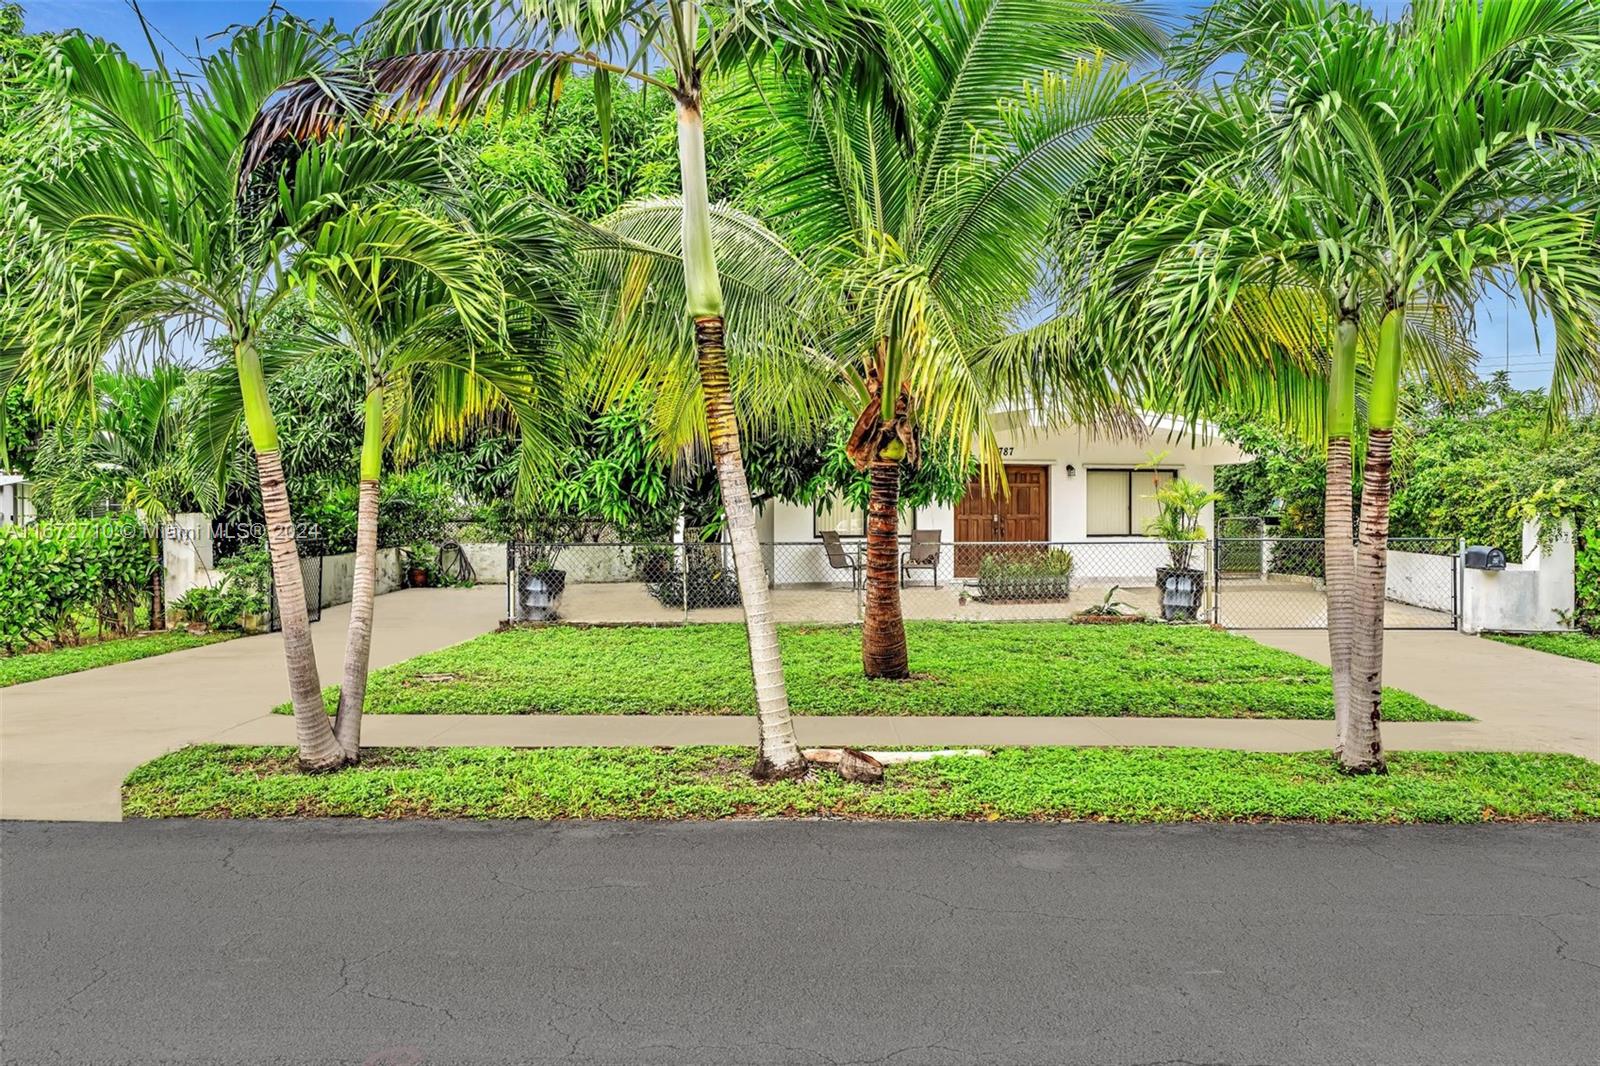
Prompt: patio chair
<box><xmin>901</xmin><ymin>530</ymin><xmax>942</xmax><ymax>588</ymax></box>
<box><xmin>820</xmin><ymin>530</ymin><xmax>865</xmax><ymax>590</ymax></box>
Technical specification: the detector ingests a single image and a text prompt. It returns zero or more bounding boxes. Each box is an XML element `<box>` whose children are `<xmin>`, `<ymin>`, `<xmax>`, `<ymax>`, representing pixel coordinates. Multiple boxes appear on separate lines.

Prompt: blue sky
<box><xmin>19</xmin><ymin>0</ymin><xmax>1559</xmax><ymax>392</ymax></box>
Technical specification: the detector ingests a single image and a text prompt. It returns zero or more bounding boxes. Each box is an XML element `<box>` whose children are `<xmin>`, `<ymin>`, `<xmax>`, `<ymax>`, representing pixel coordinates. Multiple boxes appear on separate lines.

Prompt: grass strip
<box><xmin>1484</xmin><ymin>632</ymin><xmax>1600</xmax><ymax>665</ymax></box>
<box><xmin>123</xmin><ymin>745</ymin><xmax>1598</xmax><ymax>823</ymax></box>
<box><xmin>1</xmin><ymin>630</ymin><xmax>236</xmax><ymax>687</ymax></box>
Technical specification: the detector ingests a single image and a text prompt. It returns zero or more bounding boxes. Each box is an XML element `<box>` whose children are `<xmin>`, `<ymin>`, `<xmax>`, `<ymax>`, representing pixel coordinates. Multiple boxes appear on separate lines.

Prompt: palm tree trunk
<box><xmin>1345</xmin><ymin>427</ymin><xmax>1392</xmax><ymax>773</ymax></box>
<box><xmin>677</xmin><ymin>95</ymin><xmax>805</xmax><ymax>778</ymax></box>
<box><xmin>696</xmin><ymin>319</ymin><xmax>806</xmax><ymax>777</ymax></box>
<box><xmin>1342</xmin><ymin>307</ymin><xmax>1403</xmax><ymax>774</ymax></box>
<box><xmin>863</xmin><ymin>459</ymin><xmax>909</xmax><ymax>679</ymax></box>
<box><xmin>237</xmin><ymin>341</ymin><xmax>345</xmax><ymax>771</ymax></box>
<box><xmin>333</xmin><ymin>385</ymin><xmax>383</xmax><ymax>763</ymax></box>
<box><xmin>1324</xmin><ymin>313</ymin><xmax>1359</xmax><ymax>753</ymax></box>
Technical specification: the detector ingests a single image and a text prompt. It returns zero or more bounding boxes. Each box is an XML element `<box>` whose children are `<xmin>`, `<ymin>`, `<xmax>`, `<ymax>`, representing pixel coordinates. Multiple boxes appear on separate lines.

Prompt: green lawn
<box><xmin>0</xmin><ymin>630</ymin><xmax>236</xmax><ymax>687</ymax></box>
<box><xmin>123</xmin><ymin>745</ymin><xmax>1600</xmax><ymax>823</ymax></box>
<box><xmin>277</xmin><ymin>622</ymin><xmax>1464</xmax><ymax>721</ymax></box>
<box><xmin>1484</xmin><ymin>632</ymin><xmax>1600</xmax><ymax>665</ymax></box>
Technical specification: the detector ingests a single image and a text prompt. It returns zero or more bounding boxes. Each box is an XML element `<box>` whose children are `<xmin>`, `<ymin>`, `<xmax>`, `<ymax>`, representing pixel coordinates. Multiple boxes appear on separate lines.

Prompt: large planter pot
<box><xmin>517</xmin><ymin>568</ymin><xmax>567</xmax><ymax>622</ymax></box>
<box><xmin>1156</xmin><ymin>566</ymin><xmax>1204</xmax><ymax>622</ymax></box>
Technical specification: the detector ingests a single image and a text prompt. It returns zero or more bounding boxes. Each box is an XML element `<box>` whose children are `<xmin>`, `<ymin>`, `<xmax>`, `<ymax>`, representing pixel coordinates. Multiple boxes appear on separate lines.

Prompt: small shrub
<box><xmin>650</xmin><ymin>552</ymin><xmax>741</xmax><ymax>609</ymax></box>
<box><xmin>173</xmin><ymin>543</ymin><xmax>270</xmax><ymax>630</ymax></box>
<box><xmin>1575</xmin><ymin>524</ymin><xmax>1599</xmax><ymax>635</ymax></box>
<box><xmin>976</xmin><ymin>548</ymin><xmax>1074</xmax><ymax>602</ymax></box>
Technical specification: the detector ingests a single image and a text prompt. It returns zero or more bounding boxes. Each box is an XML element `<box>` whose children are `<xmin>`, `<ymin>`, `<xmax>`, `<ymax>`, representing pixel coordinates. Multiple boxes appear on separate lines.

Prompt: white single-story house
<box><xmin>0</xmin><ymin>471</ymin><xmax>31</xmax><ymax>526</ymax></box>
<box><xmin>756</xmin><ymin>410</ymin><xmax>1252</xmax><ymax>587</ymax></box>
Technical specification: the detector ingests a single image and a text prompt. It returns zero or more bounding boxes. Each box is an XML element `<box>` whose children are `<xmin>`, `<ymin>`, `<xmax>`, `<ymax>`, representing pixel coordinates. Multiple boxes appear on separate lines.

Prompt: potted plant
<box><xmin>1143</xmin><ymin>475</ymin><xmax>1221</xmax><ymax>621</ymax></box>
<box><xmin>406</xmin><ymin>544</ymin><xmax>437</xmax><ymax>588</ymax></box>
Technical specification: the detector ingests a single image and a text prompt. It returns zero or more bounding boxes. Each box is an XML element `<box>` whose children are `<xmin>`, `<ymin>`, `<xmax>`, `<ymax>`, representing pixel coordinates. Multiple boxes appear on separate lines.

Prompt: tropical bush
<box><xmin>650</xmin><ymin>551</ymin><xmax>742</xmax><ymax>610</ymax></box>
<box><xmin>1573</xmin><ymin>527</ymin><xmax>1599</xmax><ymax>635</ymax></box>
<box><xmin>172</xmin><ymin>544</ymin><xmax>270</xmax><ymax>630</ymax></box>
<box><xmin>976</xmin><ymin>549</ymin><xmax>1075</xmax><ymax>603</ymax></box>
<box><xmin>1217</xmin><ymin>382</ymin><xmax>1600</xmax><ymax>567</ymax></box>
<box><xmin>0</xmin><ymin>515</ymin><xmax>154</xmax><ymax>651</ymax></box>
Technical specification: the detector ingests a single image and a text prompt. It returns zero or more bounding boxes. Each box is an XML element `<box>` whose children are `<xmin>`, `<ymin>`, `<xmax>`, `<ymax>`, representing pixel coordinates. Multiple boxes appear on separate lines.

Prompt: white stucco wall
<box><xmin>1460</xmin><ymin>521</ymin><xmax>1576</xmax><ymax>634</ymax></box>
<box><xmin>313</xmin><ymin>548</ymin><xmax>404</xmax><ymax>609</ymax></box>
<box><xmin>160</xmin><ymin>513</ymin><xmax>218</xmax><ymax>606</ymax></box>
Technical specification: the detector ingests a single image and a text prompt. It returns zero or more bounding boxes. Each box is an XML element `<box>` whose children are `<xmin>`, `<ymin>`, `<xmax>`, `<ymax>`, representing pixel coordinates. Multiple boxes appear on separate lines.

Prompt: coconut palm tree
<box><xmin>17</xmin><ymin>19</ymin><xmax>502</xmax><ymax>769</ymax></box>
<box><xmin>731</xmin><ymin>0</ymin><xmax>1163</xmax><ymax>678</ymax></box>
<box><xmin>242</xmin><ymin>0</ymin><xmax>910</xmax><ymax>777</ymax></box>
<box><xmin>1076</xmin><ymin>0</ymin><xmax>1600</xmax><ymax>771</ymax></box>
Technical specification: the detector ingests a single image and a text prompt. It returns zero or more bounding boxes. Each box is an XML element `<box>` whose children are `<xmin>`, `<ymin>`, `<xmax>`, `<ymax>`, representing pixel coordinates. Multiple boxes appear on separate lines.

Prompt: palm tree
<box><xmin>18</xmin><ymin>20</ymin><xmax>500</xmax><ymax>769</ymax></box>
<box><xmin>1077</xmin><ymin>0</ymin><xmax>1599</xmax><ymax>771</ymax></box>
<box><xmin>26</xmin><ymin>367</ymin><xmax>226</xmax><ymax>520</ymax></box>
<box><xmin>243</xmin><ymin>0</ymin><xmax>908</xmax><ymax>777</ymax></box>
<box><xmin>1057</xmin><ymin>87</ymin><xmax>1478</xmax><ymax>748</ymax></box>
<box><xmin>286</xmin><ymin>196</ymin><xmax>571</xmax><ymax>761</ymax></box>
<box><xmin>734</xmin><ymin>0</ymin><xmax>1163</xmax><ymax>678</ymax></box>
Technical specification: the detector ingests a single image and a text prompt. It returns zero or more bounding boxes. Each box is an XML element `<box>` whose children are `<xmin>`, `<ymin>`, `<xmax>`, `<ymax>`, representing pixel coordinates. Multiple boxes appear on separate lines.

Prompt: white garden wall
<box><xmin>1460</xmin><ymin>521</ymin><xmax>1575</xmax><ymax>634</ymax></box>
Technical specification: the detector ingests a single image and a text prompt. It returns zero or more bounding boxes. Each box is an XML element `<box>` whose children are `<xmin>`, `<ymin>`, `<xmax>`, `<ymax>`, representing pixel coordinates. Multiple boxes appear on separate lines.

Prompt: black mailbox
<box><xmin>1464</xmin><ymin>546</ymin><xmax>1506</xmax><ymax>570</ymax></box>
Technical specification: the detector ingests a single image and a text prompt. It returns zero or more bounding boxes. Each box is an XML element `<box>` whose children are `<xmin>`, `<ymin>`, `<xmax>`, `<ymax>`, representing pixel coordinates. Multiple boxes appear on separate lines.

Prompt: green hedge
<box><xmin>0</xmin><ymin>515</ymin><xmax>156</xmax><ymax>652</ymax></box>
<box><xmin>1575</xmin><ymin>525</ymin><xmax>1599</xmax><ymax>635</ymax></box>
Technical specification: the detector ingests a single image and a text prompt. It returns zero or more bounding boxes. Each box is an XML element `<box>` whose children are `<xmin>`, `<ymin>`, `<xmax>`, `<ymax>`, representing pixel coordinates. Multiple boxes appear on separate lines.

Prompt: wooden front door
<box><xmin>953</xmin><ymin>465</ymin><xmax>1049</xmax><ymax>576</ymax></box>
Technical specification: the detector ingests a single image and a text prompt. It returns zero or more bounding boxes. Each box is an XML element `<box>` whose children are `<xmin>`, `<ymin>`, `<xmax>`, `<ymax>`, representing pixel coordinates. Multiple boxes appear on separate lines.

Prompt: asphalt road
<box><xmin>2</xmin><ymin>820</ymin><xmax>1597</xmax><ymax>1066</ymax></box>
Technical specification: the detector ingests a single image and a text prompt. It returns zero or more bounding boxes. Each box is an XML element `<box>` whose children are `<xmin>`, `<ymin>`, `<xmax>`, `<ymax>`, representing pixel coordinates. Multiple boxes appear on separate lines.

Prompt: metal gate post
<box><xmin>1210</xmin><ymin>538</ymin><xmax>1221</xmax><ymax>625</ymax></box>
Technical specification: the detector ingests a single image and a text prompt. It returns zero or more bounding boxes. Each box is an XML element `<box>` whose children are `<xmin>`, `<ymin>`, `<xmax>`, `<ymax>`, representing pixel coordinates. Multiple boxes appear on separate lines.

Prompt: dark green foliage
<box><xmin>124</xmin><ymin>745</ymin><xmax>1600</xmax><ymax>823</ymax></box>
<box><xmin>378</xmin><ymin>470</ymin><xmax>457</xmax><ymax>548</ymax></box>
<box><xmin>26</xmin><ymin>369</ymin><xmax>224</xmax><ymax>519</ymax></box>
<box><xmin>0</xmin><ymin>514</ymin><xmax>155</xmax><ymax>651</ymax></box>
<box><xmin>1217</xmin><ymin>382</ymin><xmax>1600</xmax><ymax>572</ymax></box>
<box><xmin>461</xmin><ymin>75</ymin><xmax>755</xmax><ymax>220</ymax></box>
<box><xmin>279</xmin><ymin>469</ymin><xmax>457</xmax><ymax>554</ymax></box>
<box><xmin>1215</xmin><ymin>418</ymin><xmax>1332</xmax><ymax>539</ymax></box>
<box><xmin>171</xmin><ymin>544</ymin><xmax>270</xmax><ymax>630</ymax></box>
<box><xmin>279</xmin><ymin>621</ymin><xmax>1463</xmax><ymax>721</ymax></box>
<box><xmin>649</xmin><ymin>553</ymin><xmax>742</xmax><ymax>610</ymax></box>
<box><xmin>1575</xmin><ymin>526</ymin><xmax>1599</xmax><ymax>635</ymax></box>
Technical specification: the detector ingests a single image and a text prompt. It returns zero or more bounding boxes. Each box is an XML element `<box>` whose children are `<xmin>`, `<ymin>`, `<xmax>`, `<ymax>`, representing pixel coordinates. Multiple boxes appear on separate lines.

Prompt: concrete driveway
<box><xmin>0</xmin><ymin>586</ymin><xmax>506</xmax><ymax>822</ymax></box>
<box><xmin>1246</xmin><ymin>629</ymin><xmax>1600</xmax><ymax>759</ymax></box>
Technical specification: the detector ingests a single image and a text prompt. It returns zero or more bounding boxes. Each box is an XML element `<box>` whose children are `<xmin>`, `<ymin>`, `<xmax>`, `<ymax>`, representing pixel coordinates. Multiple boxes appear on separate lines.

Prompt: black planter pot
<box><xmin>517</xmin><ymin>567</ymin><xmax>567</xmax><ymax>622</ymax></box>
<box><xmin>1155</xmin><ymin>566</ymin><xmax>1204</xmax><ymax>622</ymax></box>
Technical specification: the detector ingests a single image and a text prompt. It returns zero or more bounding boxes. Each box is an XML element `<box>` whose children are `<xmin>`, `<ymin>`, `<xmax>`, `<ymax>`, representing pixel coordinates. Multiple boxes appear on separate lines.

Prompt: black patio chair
<box><xmin>820</xmin><ymin>530</ymin><xmax>865</xmax><ymax>590</ymax></box>
<box><xmin>901</xmin><ymin>530</ymin><xmax>942</xmax><ymax>588</ymax></box>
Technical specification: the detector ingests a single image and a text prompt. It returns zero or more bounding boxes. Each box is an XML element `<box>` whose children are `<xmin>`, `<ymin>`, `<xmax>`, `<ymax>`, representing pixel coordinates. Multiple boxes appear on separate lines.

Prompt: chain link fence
<box><xmin>1214</xmin><ymin>535</ymin><xmax>1458</xmax><ymax>629</ymax></box>
<box><xmin>505</xmin><ymin>535</ymin><xmax>1461</xmax><ymax>631</ymax></box>
<box><xmin>507</xmin><ymin>539</ymin><xmax>1224</xmax><ymax>626</ymax></box>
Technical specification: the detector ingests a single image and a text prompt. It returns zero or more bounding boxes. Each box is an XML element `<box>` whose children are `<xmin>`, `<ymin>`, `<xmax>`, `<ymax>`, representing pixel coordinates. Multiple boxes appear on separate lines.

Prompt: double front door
<box><xmin>952</xmin><ymin>464</ymin><xmax>1049</xmax><ymax>577</ymax></box>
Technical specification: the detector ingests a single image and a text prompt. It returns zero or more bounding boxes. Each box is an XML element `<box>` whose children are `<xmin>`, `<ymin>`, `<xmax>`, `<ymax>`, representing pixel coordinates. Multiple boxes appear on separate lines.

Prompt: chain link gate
<box><xmin>1212</xmin><ymin>532</ymin><xmax>1458</xmax><ymax>630</ymax></box>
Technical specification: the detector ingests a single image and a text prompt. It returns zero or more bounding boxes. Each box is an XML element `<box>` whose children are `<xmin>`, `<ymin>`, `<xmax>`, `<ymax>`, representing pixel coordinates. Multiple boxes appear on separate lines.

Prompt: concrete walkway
<box><xmin>0</xmin><ymin>587</ymin><xmax>505</xmax><ymax>822</ymax></box>
<box><xmin>4</xmin><ymin>590</ymin><xmax>1596</xmax><ymax>822</ymax></box>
